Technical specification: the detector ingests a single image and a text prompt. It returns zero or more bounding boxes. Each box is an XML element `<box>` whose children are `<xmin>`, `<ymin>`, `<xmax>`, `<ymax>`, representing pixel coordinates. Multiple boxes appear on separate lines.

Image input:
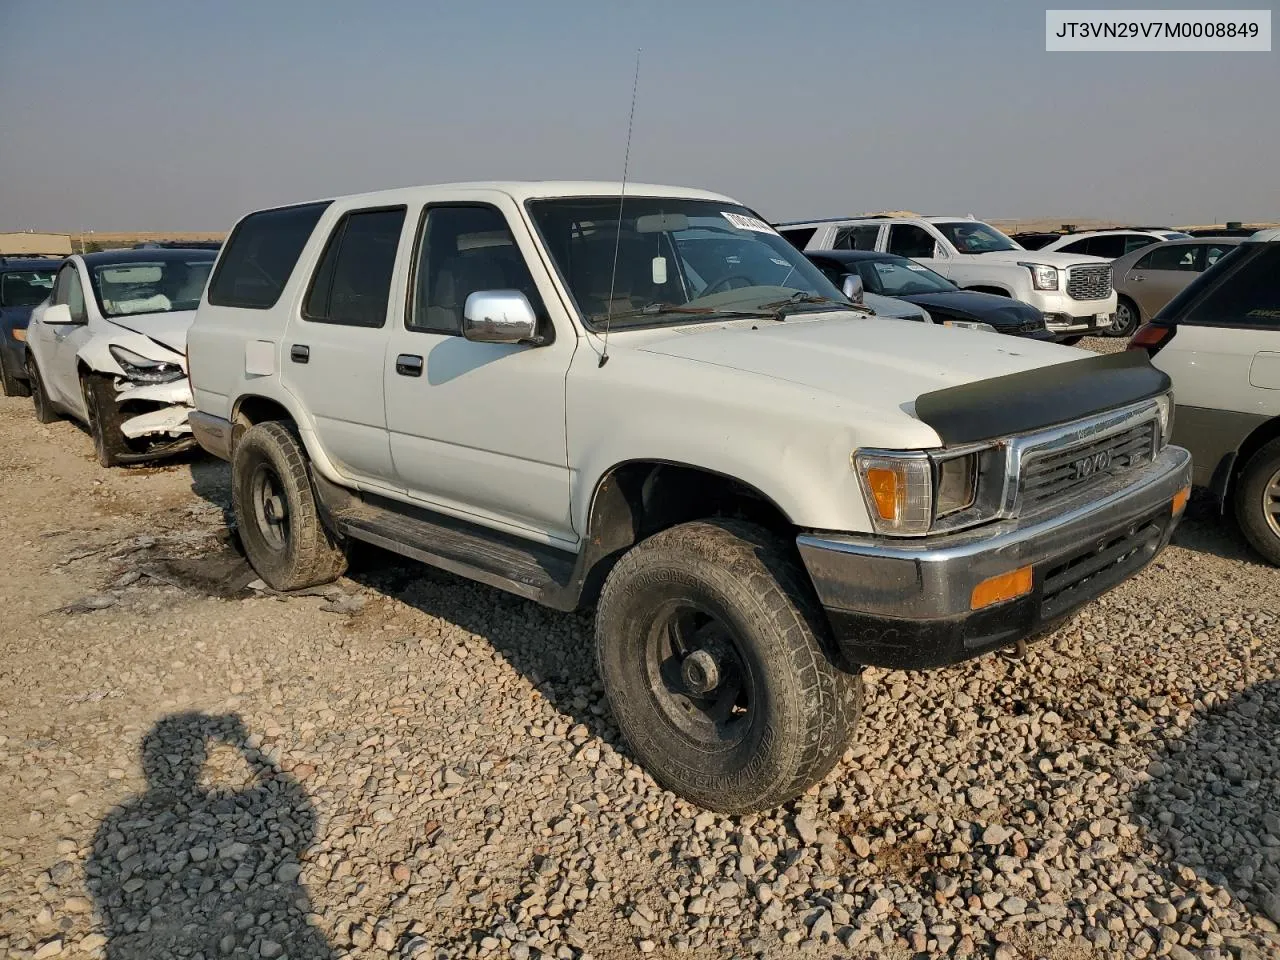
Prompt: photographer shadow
<box><xmin>86</xmin><ymin>712</ymin><xmax>333</xmax><ymax>959</ymax></box>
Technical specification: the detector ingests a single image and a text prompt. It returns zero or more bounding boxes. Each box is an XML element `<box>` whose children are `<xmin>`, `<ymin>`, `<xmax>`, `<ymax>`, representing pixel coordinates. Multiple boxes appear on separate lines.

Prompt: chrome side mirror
<box><xmin>841</xmin><ymin>273</ymin><xmax>864</xmax><ymax>304</ymax></box>
<box><xmin>42</xmin><ymin>303</ymin><xmax>76</xmax><ymax>325</ymax></box>
<box><xmin>462</xmin><ymin>290</ymin><xmax>538</xmax><ymax>344</ymax></box>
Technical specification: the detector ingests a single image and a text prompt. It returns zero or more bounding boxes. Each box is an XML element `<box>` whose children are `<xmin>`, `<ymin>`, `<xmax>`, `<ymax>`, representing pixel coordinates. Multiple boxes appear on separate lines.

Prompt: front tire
<box><xmin>0</xmin><ymin>351</ymin><xmax>31</xmax><ymax>398</ymax></box>
<box><xmin>1110</xmin><ymin>297</ymin><xmax>1141</xmax><ymax>338</ymax></box>
<box><xmin>1234</xmin><ymin>438</ymin><xmax>1280</xmax><ymax>566</ymax></box>
<box><xmin>231</xmin><ymin>421</ymin><xmax>347</xmax><ymax>591</ymax></box>
<box><xmin>26</xmin><ymin>355</ymin><xmax>58</xmax><ymax>423</ymax></box>
<box><xmin>595</xmin><ymin>520</ymin><xmax>863</xmax><ymax>813</ymax></box>
<box><xmin>82</xmin><ymin>373</ymin><xmax>131</xmax><ymax>467</ymax></box>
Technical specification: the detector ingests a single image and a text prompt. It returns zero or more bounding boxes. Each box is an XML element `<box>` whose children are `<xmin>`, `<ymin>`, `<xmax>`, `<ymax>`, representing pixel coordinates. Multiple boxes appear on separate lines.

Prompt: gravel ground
<box><xmin>0</xmin><ymin>344</ymin><xmax>1277</xmax><ymax>960</ymax></box>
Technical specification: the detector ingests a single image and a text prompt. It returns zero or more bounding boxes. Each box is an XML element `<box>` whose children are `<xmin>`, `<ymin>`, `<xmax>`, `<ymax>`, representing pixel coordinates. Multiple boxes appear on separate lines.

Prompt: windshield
<box><xmin>89</xmin><ymin>258</ymin><xmax>214</xmax><ymax>317</ymax></box>
<box><xmin>527</xmin><ymin>197</ymin><xmax>848</xmax><ymax>328</ymax></box>
<box><xmin>0</xmin><ymin>270</ymin><xmax>56</xmax><ymax>307</ymax></box>
<box><xmin>854</xmin><ymin>257</ymin><xmax>955</xmax><ymax>296</ymax></box>
<box><xmin>934</xmin><ymin>221</ymin><xmax>1019</xmax><ymax>253</ymax></box>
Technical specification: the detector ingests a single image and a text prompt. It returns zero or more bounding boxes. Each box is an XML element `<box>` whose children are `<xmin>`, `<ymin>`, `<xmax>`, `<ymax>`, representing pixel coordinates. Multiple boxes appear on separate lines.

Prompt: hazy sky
<box><xmin>1</xmin><ymin>0</ymin><xmax>1276</xmax><ymax>232</ymax></box>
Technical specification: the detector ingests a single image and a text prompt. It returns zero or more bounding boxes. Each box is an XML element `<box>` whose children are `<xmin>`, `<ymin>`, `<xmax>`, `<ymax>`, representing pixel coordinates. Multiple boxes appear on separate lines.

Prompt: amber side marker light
<box><xmin>971</xmin><ymin>565</ymin><xmax>1034</xmax><ymax>611</ymax></box>
<box><xmin>865</xmin><ymin>467</ymin><xmax>900</xmax><ymax>521</ymax></box>
<box><xmin>11</xmin><ymin>329</ymin><xmax>26</xmax><ymax>342</ymax></box>
<box><xmin>1172</xmin><ymin>485</ymin><xmax>1191</xmax><ymax>515</ymax></box>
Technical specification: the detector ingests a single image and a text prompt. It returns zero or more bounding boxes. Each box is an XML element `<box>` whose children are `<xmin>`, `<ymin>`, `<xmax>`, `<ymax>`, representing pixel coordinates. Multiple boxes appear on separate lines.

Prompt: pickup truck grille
<box><xmin>1019</xmin><ymin>420</ymin><xmax>1157</xmax><ymax>509</ymax></box>
<box><xmin>1066</xmin><ymin>264</ymin><xmax>1113</xmax><ymax>301</ymax></box>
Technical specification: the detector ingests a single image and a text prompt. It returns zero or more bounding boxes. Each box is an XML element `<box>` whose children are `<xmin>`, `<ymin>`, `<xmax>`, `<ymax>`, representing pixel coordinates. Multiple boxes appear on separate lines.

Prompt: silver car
<box><xmin>1110</xmin><ymin>236</ymin><xmax>1243</xmax><ymax>337</ymax></box>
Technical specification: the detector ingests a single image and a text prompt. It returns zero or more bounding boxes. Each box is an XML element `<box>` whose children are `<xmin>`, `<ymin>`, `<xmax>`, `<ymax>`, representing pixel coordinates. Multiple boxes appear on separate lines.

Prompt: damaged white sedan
<box><xmin>25</xmin><ymin>249</ymin><xmax>215</xmax><ymax>466</ymax></box>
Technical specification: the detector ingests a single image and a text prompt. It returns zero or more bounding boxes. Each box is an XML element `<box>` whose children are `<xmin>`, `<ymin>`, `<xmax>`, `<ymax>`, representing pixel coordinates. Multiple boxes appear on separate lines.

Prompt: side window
<box><xmin>53</xmin><ymin>265</ymin><xmax>87</xmax><ymax>321</ymax></box>
<box><xmin>1204</xmin><ymin>243</ymin><xmax>1233</xmax><ymax>269</ymax></box>
<box><xmin>807</xmin><ymin>257</ymin><xmax>845</xmax><ymax>286</ymax></box>
<box><xmin>1182</xmin><ymin>245</ymin><xmax>1280</xmax><ymax>329</ymax></box>
<box><xmin>303</xmin><ymin>207</ymin><xmax>406</xmax><ymax>327</ymax></box>
<box><xmin>1136</xmin><ymin>244</ymin><xmax>1199</xmax><ymax>271</ymax></box>
<box><xmin>886</xmin><ymin>224</ymin><xmax>936</xmax><ymax>259</ymax></box>
<box><xmin>1086</xmin><ymin>236</ymin><xmax>1127</xmax><ymax>258</ymax></box>
<box><xmin>408</xmin><ymin>205</ymin><xmax>544</xmax><ymax>335</ymax></box>
<box><xmin>777</xmin><ymin>227</ymin><xmax>817</xmax><ymax>250</ymax></box>
<box><xmin>1060</xmin><ymin>238</ymin><xmax>1093</xmax><ymax>254</ymax></box>
<box><xmin>1122</xmin><ymin>235</ymin><xmax>1158</xmax><ymax>255</ymax></box>
<box><xmin>208</xmin><ymin>201</ymin><xmax>332</xmax><ymax>309</ymax></box>
<box><xmin>835</xmin><ymin>225</ymin><xmax>880</xmax><ymax>251</ymax></box>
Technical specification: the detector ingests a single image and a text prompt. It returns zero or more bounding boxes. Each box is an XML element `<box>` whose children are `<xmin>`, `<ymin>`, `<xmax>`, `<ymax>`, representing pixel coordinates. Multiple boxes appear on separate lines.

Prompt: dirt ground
<box><xmin>0</xmin><ymin>364</ymin><xmax>1277</xmax><ymax>960</ymax></box>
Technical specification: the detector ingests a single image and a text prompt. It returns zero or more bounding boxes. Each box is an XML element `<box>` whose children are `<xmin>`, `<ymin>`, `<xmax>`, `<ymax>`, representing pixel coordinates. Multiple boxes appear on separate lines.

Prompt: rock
<box><xmin>259</xmin><ymin>940</ymin><xmax>283</xmax><ymax>958</ymax></box>
<box><xmin>32</xmin><ymin>941</ymin><xmax>63</xmax><ymax>959</ymax></box>
<box><xmin>808</xmin><ymin>909</ymin><xmax>834</xmax><ymax>940</ymax></box>
<box><xmin>1148</xmin><ymin>898</ymin><xmax>1177</xmax><ymax>924</ymax></box>
<box><xmin>793</xmin><ymin>814</ymin><xmax>819</xmax><ymax>845</ymax></box>
<box><xmin>78</xmin><ymin>933</ymin><xmax>107</xmax><ymax>952</ymax></box>
<box><xmin>982</xmin><ymin>824</ymin><xmax>1011</xmax><ymax>845</ymax></box>
<box><xmin>63</xmin><ymin>897</ymin><xmax>92</xmax><ymax>913</ymax></box>
<box><xmin>275</xmin><ymin>861</ymin><xmax>302</xmax><ymax>883</ymax></box>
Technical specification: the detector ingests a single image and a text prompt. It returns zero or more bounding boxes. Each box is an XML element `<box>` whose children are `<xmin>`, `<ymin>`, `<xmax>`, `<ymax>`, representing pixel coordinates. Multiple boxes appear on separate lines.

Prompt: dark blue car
<box><xmin>0</xmin><ymin>257</ymin><xmax>61</xmax><ymax>397</ymax></box>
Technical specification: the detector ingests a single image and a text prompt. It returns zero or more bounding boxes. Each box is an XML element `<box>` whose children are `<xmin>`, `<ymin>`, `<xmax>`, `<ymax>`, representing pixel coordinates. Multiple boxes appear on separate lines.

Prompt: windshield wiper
<box><xmin>757</xmin><ymin>292</ymin><xmax>870</xmax><ymax>321</ymax></box>
<box><xmin>598</xmin><ymin>302</ymin><xmax>776</xmax><ymax>326</ymax></box>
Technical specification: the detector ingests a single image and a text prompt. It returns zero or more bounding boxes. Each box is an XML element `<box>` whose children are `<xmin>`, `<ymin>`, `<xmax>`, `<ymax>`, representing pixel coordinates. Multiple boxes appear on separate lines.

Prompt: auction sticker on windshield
<box><xmin>722</xmin><ymin>212</ymin><xmax>776</xmax><ymax>234</ymax></box>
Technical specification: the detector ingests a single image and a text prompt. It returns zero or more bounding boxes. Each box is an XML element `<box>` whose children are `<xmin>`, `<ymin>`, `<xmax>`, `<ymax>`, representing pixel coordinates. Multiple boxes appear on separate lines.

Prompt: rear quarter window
<box><xmin>1160</xmin><ymin>244</ymin><xmax>1279</xmax><ymax>329</ymax></box>
<box><xmin>207</xmin><ymin>201</ymin><xmax>332</xmax><ymax>309</ymax></box>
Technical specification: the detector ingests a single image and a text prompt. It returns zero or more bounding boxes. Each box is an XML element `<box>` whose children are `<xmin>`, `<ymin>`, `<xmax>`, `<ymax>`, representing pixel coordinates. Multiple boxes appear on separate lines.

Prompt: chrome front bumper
<box><xmin>797</xmin><ymin>445</ymin><xmax>1192</xmax><ymax>669</ymax></box>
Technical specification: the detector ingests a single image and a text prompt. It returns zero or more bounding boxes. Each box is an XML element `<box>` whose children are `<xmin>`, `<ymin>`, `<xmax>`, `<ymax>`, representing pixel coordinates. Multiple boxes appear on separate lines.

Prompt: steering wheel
<box><xmin>701</xmin><ymin>274</ymin><xmax>755</xmax><ymax>297</ymax></box>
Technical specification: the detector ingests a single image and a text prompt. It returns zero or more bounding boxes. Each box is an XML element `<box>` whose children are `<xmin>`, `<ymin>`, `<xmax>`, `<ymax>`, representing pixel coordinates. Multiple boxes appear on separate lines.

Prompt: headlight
<box><xmin>1019</xmin><ymin>262</ymin><xmax>1059</xmax><ymax>291</ymax></box>
<box><xmin>1154</xmin><ymin>393</ymin><xmax>1172</xmax><ymax>450</ymax></box>
<box><xmin>942</xmin><ymin>319</ymin><xmax>998</xmax><ymax>333</ymax></box>
<box><xmin>854</xmin><ymin>449</ymin><xmax>989</xmax><ymax>535</ymax></box>
<box><xmin>108</xmin><ymin>345</ymin><xmax>185</xmax><ymax>384</ymax></box>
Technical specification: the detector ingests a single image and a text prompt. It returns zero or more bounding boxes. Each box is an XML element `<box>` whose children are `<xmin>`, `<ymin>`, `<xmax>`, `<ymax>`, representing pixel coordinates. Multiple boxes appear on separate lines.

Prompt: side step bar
<box><xmin>312</xmin><ymin>475</ymin><xmax>581</xmax><ymax>610</ymax></box>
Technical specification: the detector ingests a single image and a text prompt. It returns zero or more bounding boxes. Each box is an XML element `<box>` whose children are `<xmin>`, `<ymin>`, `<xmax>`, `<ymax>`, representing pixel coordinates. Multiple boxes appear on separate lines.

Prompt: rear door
<box><xmin>1127</xmin><ymin>243</ymin><xmax>1202</xmax><ymax>318</ymax></box>
<box><xmin>280</xmin><ymin>206</ymin><xmax>408</xmax><ymax>490</ymax></box>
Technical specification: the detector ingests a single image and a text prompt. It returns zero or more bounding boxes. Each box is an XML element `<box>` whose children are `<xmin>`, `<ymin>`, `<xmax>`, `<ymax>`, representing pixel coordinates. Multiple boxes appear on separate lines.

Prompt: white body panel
<box><xmin>25</xmin><ymin>257</ymin><xmax>197</xmax><ymax>437</ymax></box>
<box><xmin>187</xmin><ymin>181</ymin><xmax>1101</xmax><ymax>549</ymax></box>
<box><xmin>1153</xmin><ymin>324</ymin><xmax>1280</xmax><ymax>417</ymax></box>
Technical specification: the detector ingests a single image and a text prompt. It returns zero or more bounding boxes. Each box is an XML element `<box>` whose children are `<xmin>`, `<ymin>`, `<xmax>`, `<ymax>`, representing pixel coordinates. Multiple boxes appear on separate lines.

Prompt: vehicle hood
<box><xmin>632</xmin><ymin>312</ymin><xmax>1085</xmax><ymax>413</ymax></box>
<box><xmin>900</xmin><ymin>290</ymin><xmax>1042</xmax><ymax>327</ymax></box>
<box><xmin>971</xmin><ymin>249</ymin><xmax>1109</xmax><ymax>269</ymax></box>
<box><xmin>106</xmin><ymin>310</ymin><xmax>195</xmax><ymax>353</ymax></box>
<box><xmin>863</xmin><ymin>292</ymin><xmax>927</xmax><ymax>320</ymax></box>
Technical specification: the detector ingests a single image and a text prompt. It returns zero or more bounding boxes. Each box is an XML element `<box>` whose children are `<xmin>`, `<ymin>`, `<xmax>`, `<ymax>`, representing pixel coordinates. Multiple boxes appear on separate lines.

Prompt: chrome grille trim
<box><xmin>1001</xmin><ymin>400</ymin><xmax>1163</xmax><ymax>517</ymax></box>
<box><xmin>1066</xmin><ymin>263</ymin><xmax>1113</xmax><ymax>301</ymax></box>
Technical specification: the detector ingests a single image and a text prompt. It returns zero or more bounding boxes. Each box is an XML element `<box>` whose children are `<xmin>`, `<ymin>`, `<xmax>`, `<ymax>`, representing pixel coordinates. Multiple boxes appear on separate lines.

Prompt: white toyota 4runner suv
<box><xmin>187</xmin><ymin>182</ymin><xmax>1190</xmax><ymax>812</ymax></box>
<box><xmin>777</xmin><ymin>216</ymin><xmax>1117</xmax><ymax>343</ymax></box>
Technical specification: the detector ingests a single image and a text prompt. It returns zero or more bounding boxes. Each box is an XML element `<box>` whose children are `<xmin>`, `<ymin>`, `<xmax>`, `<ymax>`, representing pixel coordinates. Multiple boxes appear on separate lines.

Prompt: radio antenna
<box><xmin>599</xmin><ymin>47</ymin><xmax>641</xmax><ymax>368</ymax></box>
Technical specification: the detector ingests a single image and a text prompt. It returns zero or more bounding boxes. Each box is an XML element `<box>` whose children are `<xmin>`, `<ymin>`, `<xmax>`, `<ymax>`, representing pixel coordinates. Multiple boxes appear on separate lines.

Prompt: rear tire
<box><xmin>26</xmin><ymin>355</ymin><xmax>58</xmax><ymax>423</ymax></box>
<box><xmin>81</xmin><ymin>373</ymin><xmax>131</xmax><ymax>468</ymax></box>
<box><xmin>1110</xmin><ymin>297</ymin><xmax>1141</xmax><ymax>338</ymax></box>
<box><xmin>0</xmin><ymin>352</ymin><xmax>31</xmax><ymax>398</ymax></box>
<box><xmin>232</xmin><ymin>421</ymin><xmax>347</xmax><ymax>591</ymax></box>
<box><xmin>595</xmin><ymin>519</ymin><xmax>863</xmax><ymax>813</ymax></box>
<box><xmin>1233</xmin><ymin>438</ymin><xmax>1280</xmax><ymax>566</ymax></box>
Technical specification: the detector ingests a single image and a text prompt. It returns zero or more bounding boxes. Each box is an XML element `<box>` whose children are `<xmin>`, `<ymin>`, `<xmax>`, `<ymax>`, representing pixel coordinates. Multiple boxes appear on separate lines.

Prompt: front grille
<box><xmin>1020</xmin><ymin>421</ymin><xmax>1157</xmax><ymax>510</ymax></box>
<box><xmin>1040</xmin><ymin>518</ymin><xmax>1163</xmax><ymax>620</ymax></box>
<box><xmin>1066</xmin><ymin>264</ymin><xmax>1113</xmax><ymax>301</ymax></box>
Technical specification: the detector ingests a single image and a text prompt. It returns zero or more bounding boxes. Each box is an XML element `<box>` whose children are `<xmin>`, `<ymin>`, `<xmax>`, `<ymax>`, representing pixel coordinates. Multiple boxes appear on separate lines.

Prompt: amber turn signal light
<box><xmin>11</xmin><ymin>328</ymin><xmax>26</xmax><ymax>342</ymax></box>
<box><xmin>865</xmin><ymin>467</ymin><xmax>899</xmax><ymax>521</ymax></box>
<box><xmin>971</xmin><ymin>565</ymin><xmax>1034</xmax><ymax>611</ymax></box>
<box><xmin>1172</xmin><ymin>485</ymin><xmax>1190</xmax><ymax>515</ymax></box>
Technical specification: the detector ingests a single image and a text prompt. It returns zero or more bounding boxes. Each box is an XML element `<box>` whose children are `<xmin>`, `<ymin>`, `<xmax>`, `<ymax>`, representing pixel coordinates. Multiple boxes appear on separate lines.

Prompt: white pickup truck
<box><xmin>777</xmin><ymin>215</ymin><xmax>1118</xmax><ymax>343</ymax></box>
<box><xmin>187</xmin><ymin>181</ymin><xmax>1191</xmax><ymax>812</ymax></box>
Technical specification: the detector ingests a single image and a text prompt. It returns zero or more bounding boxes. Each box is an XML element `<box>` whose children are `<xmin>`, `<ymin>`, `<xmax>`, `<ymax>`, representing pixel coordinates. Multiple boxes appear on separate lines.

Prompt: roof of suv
<box><xmin>306</xmin><ymin>181</ymin><xmax>736</xmax><ymax>207</ymax></box>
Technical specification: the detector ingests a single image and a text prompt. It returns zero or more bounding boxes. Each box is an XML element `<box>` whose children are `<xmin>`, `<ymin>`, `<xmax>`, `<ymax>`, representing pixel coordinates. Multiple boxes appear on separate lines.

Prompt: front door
<box><xmin>885</xmin><ymin>223</ymin><xmax>948</xmax><ymax>276</ymax></box>
<box><xmin>280</xmin><ymin>206</ymin><xmax>407</xmax><ymax>490</ymax></box>
<box><xmin>384</xmin><ymin>200</ymin><xmax>575</xmax><ymax>544</ymax></box>
<box><xmin>42</xmin><ymin>262</ymin><xmax>93</xmax><ymax>412</ymax></box>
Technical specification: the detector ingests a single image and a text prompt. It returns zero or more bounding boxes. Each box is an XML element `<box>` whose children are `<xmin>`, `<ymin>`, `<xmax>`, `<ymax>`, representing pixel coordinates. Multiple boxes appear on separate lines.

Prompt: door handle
<box><xmin>290</xmin><ymin>344</ymin><xmax>310</xmax><ymax>363</ymax></box>
<box><xmin>396</xmin><ymin>354</ymin><xmax>424</xmax><ymax>377</ymax></box>
<box><xmin>1131</xmin><ymin>275</ymin><xmax>1145</xmax><ymax>282</ymax></box>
